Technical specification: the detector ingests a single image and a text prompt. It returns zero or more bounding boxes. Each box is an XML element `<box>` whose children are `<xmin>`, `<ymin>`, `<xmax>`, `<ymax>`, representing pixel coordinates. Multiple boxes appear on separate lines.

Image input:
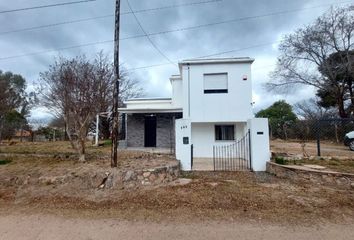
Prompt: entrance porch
<box><xmin>123</xmin><ymin>112</ymin><xmax>182</xmax><ymax>149</ymax></box>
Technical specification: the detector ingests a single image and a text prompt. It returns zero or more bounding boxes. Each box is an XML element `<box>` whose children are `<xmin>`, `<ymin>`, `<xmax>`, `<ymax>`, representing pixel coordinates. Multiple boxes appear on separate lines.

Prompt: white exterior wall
<box><xmin>181</xmin><ymin>63</ymin><xmax>253</xmax><ymax>122</ymax></box>
<box><xmin>191</xmin><ymin>122</ymin><xmax>247</xmax><ymax>158</ymax></box>
<box><xmin>175</xmin><ymin>119</ymin><xmax>192</xmax><ymax>170</ymax></box>
<box><xmin>171</xmin><ymin>77</ymin><xmax>183</xmax><ymax>108</ymax></box>
<box><xmin>125</xmin><ymin>99</ymin><xmax>173</xmax><ymax>109</ymax></box>
<box><xmin>247</xmin><ymin>118</ymin><xmax>270</xmax><ymax>171</ymax></box>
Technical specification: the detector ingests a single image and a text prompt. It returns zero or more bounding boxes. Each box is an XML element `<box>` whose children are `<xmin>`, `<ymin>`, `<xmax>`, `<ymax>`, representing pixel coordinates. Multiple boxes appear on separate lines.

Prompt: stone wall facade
<box><xmin>97</xmin><ymin>161</ymin><xmax>180</xmax><ymax>189</ymax></box>
<box><xmin>126</xmin><ymin>114</ymin><xmax>145</xmax><ymax>147</ymax></box>
<box><xmin>126</xmin><ymin>113</ymin><xmax>182</xmax><ymax>148</ymax></box>
<box><xmin>31</xmin><ymin>161</ymin><xmax>180</xmax><ymax>190</ymax></box>
<box><xmin>156</xmin><ymin>114</ymin><xmax>174</xmax><ymax>148</ymax></box>
<box><xmin>267</xmin><ymin>162</ymin><xmax>354</xmax><ymax>189</ymax></box>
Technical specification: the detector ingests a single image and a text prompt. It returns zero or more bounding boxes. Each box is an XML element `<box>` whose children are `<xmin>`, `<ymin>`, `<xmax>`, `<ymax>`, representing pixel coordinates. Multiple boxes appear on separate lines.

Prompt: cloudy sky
<box><xmin>0</xmin><ymin>0</ymin><xmax>352</xmax><ymax>123</ymax></box>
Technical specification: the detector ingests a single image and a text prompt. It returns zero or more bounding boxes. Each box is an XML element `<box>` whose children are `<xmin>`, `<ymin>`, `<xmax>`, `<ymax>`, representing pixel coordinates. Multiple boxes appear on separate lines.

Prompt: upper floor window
<box><xmin>203</xmin><ymin>73</ymin><xmax>228</xmax><ymax>94</ymax></box>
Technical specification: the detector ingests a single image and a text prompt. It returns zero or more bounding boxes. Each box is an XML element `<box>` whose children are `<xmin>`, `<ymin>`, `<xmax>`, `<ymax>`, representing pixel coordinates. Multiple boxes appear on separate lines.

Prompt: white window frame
<box><xmin>215</xmin><ymin>125</ymin><xmax>235</xmax><ymax>141</ymax></box>
<box><xmin>203</xmin><ymin>72</ymin><xmax>228</xmax><ymax>94</ymax></box>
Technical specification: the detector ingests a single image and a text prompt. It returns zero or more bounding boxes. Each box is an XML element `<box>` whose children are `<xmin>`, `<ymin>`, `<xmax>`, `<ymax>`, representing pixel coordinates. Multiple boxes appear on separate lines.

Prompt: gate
<box><xmin>213</xmin><ymin>129</ymin><xmax>252</xmax><ymax>171</ymax></box>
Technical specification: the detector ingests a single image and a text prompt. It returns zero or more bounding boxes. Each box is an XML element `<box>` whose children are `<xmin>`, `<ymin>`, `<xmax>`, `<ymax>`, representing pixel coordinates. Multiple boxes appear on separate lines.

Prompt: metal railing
<box><xmin>213</xmin><ymin>130</ymin><xmax>252</xmax><ymax>171</ymax></box>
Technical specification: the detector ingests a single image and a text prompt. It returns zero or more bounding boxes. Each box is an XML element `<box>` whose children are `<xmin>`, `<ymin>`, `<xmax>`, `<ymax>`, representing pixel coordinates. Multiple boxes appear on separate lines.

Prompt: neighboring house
<box><xmin>119</xmin><ymin>57</ymin><xmax>270</xmax><ymax>171</ymax></box>
<box><xmin>13</xmin><ymin>130</ymin><xmax>32</xmax><ymax>141</ymax></box>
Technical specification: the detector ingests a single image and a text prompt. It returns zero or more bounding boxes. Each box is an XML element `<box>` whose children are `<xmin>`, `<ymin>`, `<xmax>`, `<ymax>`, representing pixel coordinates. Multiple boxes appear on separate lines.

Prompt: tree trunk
<box><xmin>348</xmin><ymin>81</ymin><xmax>354</xmax><ymax>117</ymax></box>
<box><xmin>0</xmin><ymin>119</ymin><xmax>3</xmax><ymax>145</ymax></box>
<box><xmin>78</xmin><ymin>138</ymin><xmax>86</xmax><ymax>162</ymax></box>
<box><xmin>334</xmin><ymin>123</ymin><xmax>339</xmax><ymax>143</ymax></box>
<box><xmin>337</xmin><ymin>96</ymin><xmax>348</xmax><ymax>118</ymax></box>
<box><xmin>20</xmin><ymin>124</ymin><xmax>23</xmax><ymax>142</ymax></box>
<box><xmin>101</xmin><ymin>117</ymin><xmax>111</xmax><ymax>139</ymax></box>
<box><xmin>64</xmin><ymin>121</ymin><xmax>68</xmax><ymax>141</ymax></box>
<box><xmin>283</xmin><ymin>124</ymin><xmax>288</xmax><ymax>140</ymax></box>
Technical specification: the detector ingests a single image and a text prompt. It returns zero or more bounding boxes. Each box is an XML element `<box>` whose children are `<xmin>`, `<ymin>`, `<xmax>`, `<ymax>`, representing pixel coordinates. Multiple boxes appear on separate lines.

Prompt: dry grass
<box><xmin>0</xmin><ymin>141</ymin><xmax>111</xmax><ymax>155</ymax></box>
<box><xmin>271</xmin><ymin>139</ymin><xmax>353</xmax><ymax>158</ymax></box>
<box><xmin>271</xmin><ymin>139</ymin><xmax>354</xmax><ymax>173</ymax></box>
<box><xmin>1</xmin><ymin>169</ymin><xmax>354</xmax><ymax>224</ymax></box>
<box><xmin>286</xmin><ymin>158</ymin><xmax>354</xmax><ymax>174</ymax></box>
<box><xmin>1</xmin><ymin>141</ymin><xmax>354</xmax><ymax>224</ymax></box>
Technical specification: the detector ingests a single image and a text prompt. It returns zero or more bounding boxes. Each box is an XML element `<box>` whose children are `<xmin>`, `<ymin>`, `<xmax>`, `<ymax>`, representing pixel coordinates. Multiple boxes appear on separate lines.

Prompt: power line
<box><xmin>128</xmin><ymin>0</ymin><xmax>353</xmax><ymax>39</ymax></box>
<box><xmin>122</xmin><ymin>0</ymin><xmax>222</xmax><ymax>14</ymax></box>
<box><xmin>196</xmin><ymin>42</ymin><xmax>277</xmax><ymax>59</ymax></box>
<box><xmin>0</xmin><ymin>0</ymin><xmax>222</xmax><ymax>36</ymax></box>
<box><xmin>126</xmin><ymin>42</ymin><xmax>277</xmax><ymax>71</ymax></box>
<box><xmin>0</xmin><ymin>0</ymin><xmax>349</xmax><ymax>37</ymax></box>
<box><xmin>0</xmin><ymin>14</ymin><xmax>113</xmax><ymax>36</ymax></box>
<box><xmin>88</xmin><ymin>0</ymin><xmax>354</xmax><ymax>42</ymax></box>
<box><xmin>0</xmin><ymin>40</ymin><xmax>113</xmax><ymax>60</ymax></box>
<box><xmin>126</xmin><ymin>0</ymin><xmax>177</xmax><ymax>66</ymax></box>
<box><xmin>0</xmin><ymin>0</ymin><xmax>350</xmax><ymax>61</ymax></box>
<box><xmin>0</xmin><ymin>0</ymin><xmax>97</xmax><ymax>14</ymax></box>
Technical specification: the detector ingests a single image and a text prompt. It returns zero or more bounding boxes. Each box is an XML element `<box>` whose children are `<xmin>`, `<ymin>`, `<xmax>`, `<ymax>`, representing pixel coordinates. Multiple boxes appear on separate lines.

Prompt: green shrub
<box><xmin>103</xmin><ymin>139</ymin><xmax>112</xmax><ymax>146</ymax></box>
<box><xmin>0</xmin><ymin>159</ymin><xmax>12</xmax><ymax>165</ymax></box>
<box><xmin>275</xmin><ymin>157</ymin><xmax>286</xmax><ymax>165</ymax></box>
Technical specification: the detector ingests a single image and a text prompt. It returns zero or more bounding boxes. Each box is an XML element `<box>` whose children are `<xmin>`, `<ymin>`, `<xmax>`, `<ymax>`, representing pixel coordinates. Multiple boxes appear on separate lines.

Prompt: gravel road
<box><xmin>0</xmin><ymin>214</ymin><xmax>353</xmax><ymax>240</ymax></box>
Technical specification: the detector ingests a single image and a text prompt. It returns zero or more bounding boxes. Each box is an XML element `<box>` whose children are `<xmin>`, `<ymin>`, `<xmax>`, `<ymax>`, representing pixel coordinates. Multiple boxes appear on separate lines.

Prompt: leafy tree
<box><xmin>0</xmin><ymin>71</ymin><xmax>33</xmax><ymax>142</ymax></box>
<box><xmin>267</xmin><ymin>6</ymin><xmax>354</xmax><ymax>118</ymax></box>
<box><xmin>256</xmin><ymin>100</ymin><xmax>297</xmax><ymax>139</ymax></box>
<box><xmin>316</xmin><ymin>51</ymin><xmax>354</xmax><ymax>117</ymax></box>
<box><xmin>48</xmin><ymin>116</ymin><xmax>66</xmax><ymax>140</ymax></box>
<box><xmin>1</xmin><ymin>110</ymin><xmax>28</xmax><ymax>141</ymax></box>
<box><xmin>36</xmin><ymin>126</ymin><xmax>63</xmax><ymax>141</ymax></box>
<box><xmin>35</xmin><ymin>127</ymin><xmax>53</xmax><ymax>139</ymax></box>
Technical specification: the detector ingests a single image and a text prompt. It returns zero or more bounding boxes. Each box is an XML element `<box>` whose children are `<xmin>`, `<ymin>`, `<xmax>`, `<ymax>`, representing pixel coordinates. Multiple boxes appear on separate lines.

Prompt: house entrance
<box><xmin>212</xmin><ymin>129</ymin><xmax>252</xmax><ymax>171</ymax></box>
<box><xmin>144</xmin><ymin>115</ymin><xmax>157</xmax><ymax>147</ymax></box>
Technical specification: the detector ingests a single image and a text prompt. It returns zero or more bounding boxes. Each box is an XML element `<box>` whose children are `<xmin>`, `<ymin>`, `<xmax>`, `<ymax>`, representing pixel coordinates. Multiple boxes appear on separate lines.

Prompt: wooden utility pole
<box><xmin>111</xmin><ymin>0</ymin><xmax>120</xmax><ymax>168</ymax></box>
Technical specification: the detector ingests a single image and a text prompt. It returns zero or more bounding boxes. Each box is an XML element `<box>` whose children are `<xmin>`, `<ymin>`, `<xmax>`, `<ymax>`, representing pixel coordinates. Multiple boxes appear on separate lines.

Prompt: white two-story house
<box><xmin>119</xmin><ymin>57</ymin><xmax>270</xmax><ymax>171</ymax></box>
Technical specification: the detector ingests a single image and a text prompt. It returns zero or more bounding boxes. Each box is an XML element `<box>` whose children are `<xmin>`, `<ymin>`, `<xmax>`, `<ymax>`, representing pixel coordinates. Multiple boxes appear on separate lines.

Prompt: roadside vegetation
<box><xmin>274</xmin><ymin>156</ymin><xmax>354</xmax><ymax>174</ymax></box>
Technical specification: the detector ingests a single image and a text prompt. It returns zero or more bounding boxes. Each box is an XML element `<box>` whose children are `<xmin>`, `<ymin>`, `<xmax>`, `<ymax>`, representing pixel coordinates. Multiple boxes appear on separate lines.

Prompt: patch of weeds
<box><xmin>328</xmin><ymin>161</ymin><xmax>340</xmax><ymax>166</ymax></box>
<box><xmin>103</xmin><ymin>140</ymin><xmax>112</xmax><ymax>146</ymax></box>
<box><xmin>275</xmin><ymin>156</ymin><xmax>287</xmax><ymax>165</ymax></box>
<box><xmin>180</xmin><ymin>171</ymin><xmax>200</xmax><ymax>179</ymax></box>
<box><xmin>292</xmin><ymin>160</ymin><xmax>300</xmax><ymax>165</ymax></box>
<box><xmin>0</xmin><ymin>159</ymin><xmax>12</xmax><ymax>165</ymax></box>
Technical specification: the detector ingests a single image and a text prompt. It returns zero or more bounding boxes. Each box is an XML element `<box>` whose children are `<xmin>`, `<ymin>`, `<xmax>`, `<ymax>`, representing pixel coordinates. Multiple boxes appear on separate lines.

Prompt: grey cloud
<box><xmin>0</xmin><ymin>0</ymin><xmax>347</xmax><ymax>120</ymax></box>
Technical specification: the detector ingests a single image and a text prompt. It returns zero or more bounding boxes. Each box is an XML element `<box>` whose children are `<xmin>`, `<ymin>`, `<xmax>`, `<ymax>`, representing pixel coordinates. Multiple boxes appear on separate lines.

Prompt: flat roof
<box><xmin>179</xmin><ymin>57</ymin><xmax>255</xmax><ymax>65</ymax></box>
<box><xmin>118</xmin><ymin>108</ymin><xmax>182</xmax><ymax>114</ymax></box>
<box><xmin>125</xmin><ymin>97</ymin><xmax>172</xmax><ymax>102</ymax></box>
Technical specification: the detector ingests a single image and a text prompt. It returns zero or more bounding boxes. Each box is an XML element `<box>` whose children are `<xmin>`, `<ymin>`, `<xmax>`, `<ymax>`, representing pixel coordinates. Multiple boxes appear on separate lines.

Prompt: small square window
<box><xmin>215</xmin><ymin>125</ymin><xmax>235</xmax><ymax>141</ymax></box>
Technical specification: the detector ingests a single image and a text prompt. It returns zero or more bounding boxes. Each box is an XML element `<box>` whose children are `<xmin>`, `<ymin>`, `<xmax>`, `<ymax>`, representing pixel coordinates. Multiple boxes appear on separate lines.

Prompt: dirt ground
<box><xmin>271</xmin><ymin>139</ymin><xmax>354</xmax><ymax>158</ymax></box>
<box><xmin>1</xmin><ymin>213</ymin><xmax>354</xmax><ymax>240</ymax></box>
<box><xmin>1</xmin><ymin>170</ymin><xmax>354</xmax><ymax>225</ymax></box>
<box><xmin>1</xmin><ymin>141</ymin><xmax>354</xmax><ymax>239</ymax></box>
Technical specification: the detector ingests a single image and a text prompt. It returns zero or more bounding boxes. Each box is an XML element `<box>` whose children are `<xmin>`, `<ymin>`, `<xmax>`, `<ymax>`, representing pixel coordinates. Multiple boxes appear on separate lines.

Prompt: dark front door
<box><xmin>144</xmin><ymin>115</ymin><xmax>157</xmax><ymax>147</ymax></box>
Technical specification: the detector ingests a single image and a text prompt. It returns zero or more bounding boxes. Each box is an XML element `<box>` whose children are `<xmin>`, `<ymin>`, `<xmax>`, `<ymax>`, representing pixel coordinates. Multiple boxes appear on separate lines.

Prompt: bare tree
<box><xmin>96</xmin><ymin>63</ymin><xmax>143</xmax><ymax>139</ymax></box>
<box><xmin>39</xmin><ymin>53</ymin><xmax>111</xmax><ymax>161</ymax></box>
<box><xmin>294</xmin><ymin>98</ymin><xmax>337</xmax><ymax>120</ymax></box>
<box><xmin>268</xmin><ymin>6</ymin><xmax>354</xmax><ymax>118</ymax></box>
<box><xmin>39</xmin><ymin>52</ymin><xmax>143</xmax><ymax>161</ymax></box>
